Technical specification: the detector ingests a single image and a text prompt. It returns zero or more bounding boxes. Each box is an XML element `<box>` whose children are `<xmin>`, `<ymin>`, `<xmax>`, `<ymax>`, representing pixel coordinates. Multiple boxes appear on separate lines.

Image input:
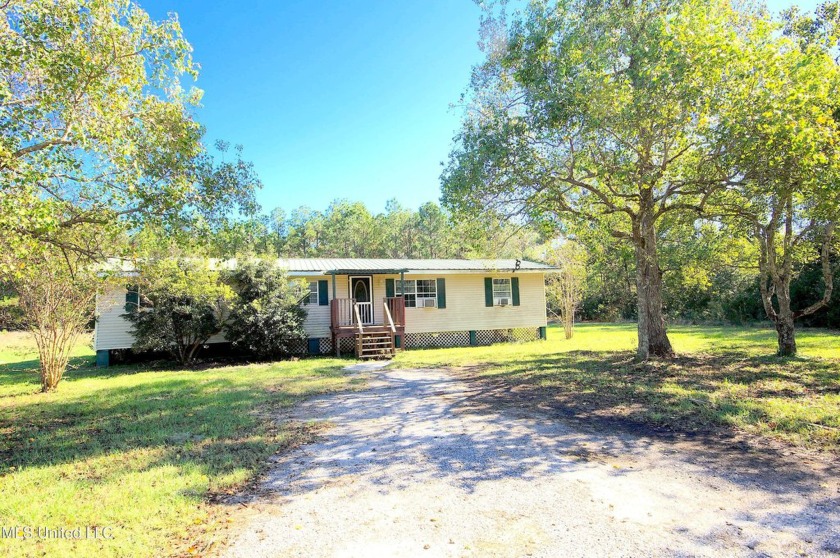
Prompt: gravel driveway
<box><xmin>219</xmin><ymin>363</ymin><xmax>839</xmax><ymax>557</ymax></box>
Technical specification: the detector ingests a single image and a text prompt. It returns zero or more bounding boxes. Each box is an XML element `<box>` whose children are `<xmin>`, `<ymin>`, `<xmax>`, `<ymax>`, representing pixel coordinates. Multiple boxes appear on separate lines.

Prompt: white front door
<box><xmin>350</xmin><ymin>276</ymin><xmax>373</xmax><ymax>324</ymax></box>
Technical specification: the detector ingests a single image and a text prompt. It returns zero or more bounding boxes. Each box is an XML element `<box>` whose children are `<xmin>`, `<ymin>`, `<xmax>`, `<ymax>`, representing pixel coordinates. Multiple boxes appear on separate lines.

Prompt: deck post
<box><xmin>331</xmin><ymin>272</ymin><xmax>336</xmax><ymax>300</ymax></box>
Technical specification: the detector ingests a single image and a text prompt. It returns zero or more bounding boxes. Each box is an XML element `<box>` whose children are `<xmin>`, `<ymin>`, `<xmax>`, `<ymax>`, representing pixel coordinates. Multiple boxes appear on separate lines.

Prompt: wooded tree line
<box><xmin>131</xmin><ymin>197</ymin><xmax>840</xmax><ymax>333</ymax></box>
<box><xmin>174</xmin><ymin>199</ymin><xmax>541</xmax><ymax>260</ymax></box>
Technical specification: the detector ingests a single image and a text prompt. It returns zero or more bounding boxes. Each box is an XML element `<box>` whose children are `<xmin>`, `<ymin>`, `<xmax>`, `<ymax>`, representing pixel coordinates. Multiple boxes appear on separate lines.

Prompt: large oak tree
<box><xmin>442</xmin><ymin>0</ymin><xmax>745</xmax><ymax>359</ymax></box>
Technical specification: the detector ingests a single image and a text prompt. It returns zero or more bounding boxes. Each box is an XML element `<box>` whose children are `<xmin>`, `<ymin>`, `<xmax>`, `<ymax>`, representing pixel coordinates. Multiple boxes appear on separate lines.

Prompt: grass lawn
<box><xmin>392</xmin><ymin>323</ymin><xmax>840</xmax><ymax>451</ymax></box>
<box><xmin>0</xmin><ymin>333</ymin><xmax>356</xmax><ymax>558</ymax></box>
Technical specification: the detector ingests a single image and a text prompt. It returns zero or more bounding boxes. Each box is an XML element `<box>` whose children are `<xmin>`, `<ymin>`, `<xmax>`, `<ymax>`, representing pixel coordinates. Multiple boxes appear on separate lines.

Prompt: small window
<box><xmin>492</xmin><ymin>278</ymin><xmax>512</xmax><ymax>306</ymax></box>
<box><xmin>126</xmin><ymin>285</ymin><xmax>153</xmax><ymax>312</ymax></box>
<box><xmin>397</xmin><ymin>279</ymin><xmax>437</xmax><ymax>308</ymax></box>
<box><xmin>307</xmin><ymin>281</ymin><xmax>318</xmax><ymax>304</ymax></box>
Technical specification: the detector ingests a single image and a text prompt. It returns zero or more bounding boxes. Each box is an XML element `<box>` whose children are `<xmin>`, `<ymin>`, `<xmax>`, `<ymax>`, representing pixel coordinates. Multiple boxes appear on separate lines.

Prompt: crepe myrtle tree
<box><xmin>442</xmin><ymin>0</ymin><xmax>749</xmax><ymax>360</ymax></box>
<box><xmin>3</xmin><ymin>229</ymin><xmax>111</xmax><ymax>391</ymax></box>
<box><xmin>124</xmin><ymin>258</ymin><xmax>233</xmax><ymax>366</ymax></box>
<box><xmin>544</xmin><ymin>241</ymin><xmax>586</xmax><ymax>339</ymax></box>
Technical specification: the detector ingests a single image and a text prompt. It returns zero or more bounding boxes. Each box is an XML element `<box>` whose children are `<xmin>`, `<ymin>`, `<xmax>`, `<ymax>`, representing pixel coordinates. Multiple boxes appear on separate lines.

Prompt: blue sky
<box><xmin>141</xmin><ymin>0</ymin><xmax>817</xmax><ymax>215</ymax></box>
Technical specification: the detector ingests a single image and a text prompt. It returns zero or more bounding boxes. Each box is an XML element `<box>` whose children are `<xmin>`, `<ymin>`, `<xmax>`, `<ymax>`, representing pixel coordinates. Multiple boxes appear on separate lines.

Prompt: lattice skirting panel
<box><xmin>318</xmin><ymin>337</ymin><xmax>333</xmax><ymax>355</ymax></box>
<box><xmin>474</xmin><ymin>327</ymin><xmax>540</xmax><ymax>346</ymax></box>
<box><xmin>287</xmin><ymin>338</ymin><xmax>308</xmax><ymax>355</ymax></box>
<box><xmin>312</xmin><ymin>337</ymin><xmax>356</xmax><ymax>355</ymax></box>
<box><xmin>309</xmin><ymin>327</ymin><xmax>542</xmax><ymax>355</ymax></box>
<box><xmin>404</xmin><ymin>331</ymin><xmax>470</xmax><ymax>349</ymax></box>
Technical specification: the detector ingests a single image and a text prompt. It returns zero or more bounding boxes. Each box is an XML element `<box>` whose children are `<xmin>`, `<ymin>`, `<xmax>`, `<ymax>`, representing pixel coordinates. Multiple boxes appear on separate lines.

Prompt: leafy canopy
<box><xmin>0</xmin><ymin>0</ymin><xmax>260</xmax><ymax>271</ymax></box>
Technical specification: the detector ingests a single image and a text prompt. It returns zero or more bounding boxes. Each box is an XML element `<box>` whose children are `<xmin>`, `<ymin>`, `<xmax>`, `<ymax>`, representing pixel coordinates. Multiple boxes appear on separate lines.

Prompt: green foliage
<box><xmin>224</xmin><ymin>261</ymin><xmax>308</xmax><ymax>360</ymax></box>
<box><xmin>0</xmin><ymin>1</ymin><xmax>260</xmax><ymax>273</ymax></box>
<box><xmin>2</xmin><ymin>237</ymin><xmax>109</xmax><ymax>391</ymax></box>
<box><xmin>782</xmin><ymin>0</ymin><xmax>840</xmax><ymax>54</ymax></box>
<box><xmin>440</xmin><ymin>0</ymin><xmax>754</xmax><ymax>358</ymax></box>
<box><xmin>124</xmin><ymin>259</ymin><xmax>232</xmax><ymax>366</ymax></box>
<box><xmin>190</xmin><ymin>198</ymin><xmax>544</xmax><ymax>260</ymax></box>
<box><xmin>0</xmin><ymin>285</ymin><xmax>25</xmax><ymax>330</ymax></box>
<box><xmin>709</xmin><ymin>2</ymin><xmax>840</xmax><ymax>354</ymax></box>
<box><xmin>543</xmin><ymin>241</ymin><xmax>586</xmax><ymax>338</ymax></box>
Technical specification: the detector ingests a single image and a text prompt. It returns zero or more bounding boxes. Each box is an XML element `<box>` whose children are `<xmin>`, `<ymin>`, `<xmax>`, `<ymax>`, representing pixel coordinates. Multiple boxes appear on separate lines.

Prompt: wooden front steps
<box><xmin>330</xmin><ymin>297</ymin><xmax>405</xmax><ymax>359</ymax></box>
<box><xmin>355</xmin><ymin>328</ymin><xmax>396</xmax><ymax>360</ymax></box>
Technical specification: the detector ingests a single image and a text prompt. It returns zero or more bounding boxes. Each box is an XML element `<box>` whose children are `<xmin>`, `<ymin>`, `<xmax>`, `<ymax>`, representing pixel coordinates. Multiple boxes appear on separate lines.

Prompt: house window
<box><xmin>307</xmin><ymin>281</ymin><xmax>318</xmax><ymax>304</ymax></box>
<box><xmin>125</xmin><ymin>285</ymin><xmax>153</xmax><ymax>312</ymax></box>
<box><xmin>492</xmin><ymin>278</ymin><xmax>512</xmax><ymax>306</ymax></box>
<box><xmin>397</xmin><ymin>279</ymin><xmax>437</xmax><ymax>308</ymax></box>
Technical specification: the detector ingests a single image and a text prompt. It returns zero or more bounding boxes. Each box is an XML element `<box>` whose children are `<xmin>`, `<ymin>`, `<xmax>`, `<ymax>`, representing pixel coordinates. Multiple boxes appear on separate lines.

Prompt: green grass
<box><xmin>0</xmin><ymin>333</ymin><xmax>355</xmax><ymax>558</ymax></box>
<box><xmin>392</xmin><ymin>323</ymin><xmax>840</xmax><ymax>450</ymax></box>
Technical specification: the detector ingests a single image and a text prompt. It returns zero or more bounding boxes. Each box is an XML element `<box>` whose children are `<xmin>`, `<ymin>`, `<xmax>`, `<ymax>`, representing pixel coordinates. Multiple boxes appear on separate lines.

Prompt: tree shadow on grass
<box><xmin>0</xmin><ymin>360</ymin><xmax>351</xmax><ymax>487</ymax></box>
<box><xmin>0</xmin><ymin>355</ymin><xmax>155</xmax><ymax>390</ymax></box>
<box><xmin>445</xmin><ymin>350</ymin><xmax>839</xmax><ymax>476</ymax></box>
<box><xmin>458</xmin><ymin>349</ymin><xmax>838</xmax><ymax>424</ymax></box>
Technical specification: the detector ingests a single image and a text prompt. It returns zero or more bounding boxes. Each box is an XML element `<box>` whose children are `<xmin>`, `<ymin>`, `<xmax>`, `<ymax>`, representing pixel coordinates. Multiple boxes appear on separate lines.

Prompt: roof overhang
<box><xmin>294</xmin><ymin>268</ymin><xmax>554</xmax><ymax>276</ymax></box>
<box><xmin>325</xmin><ymin>268</ymin><xmax>410</xmax><ymax>275</ymax></box>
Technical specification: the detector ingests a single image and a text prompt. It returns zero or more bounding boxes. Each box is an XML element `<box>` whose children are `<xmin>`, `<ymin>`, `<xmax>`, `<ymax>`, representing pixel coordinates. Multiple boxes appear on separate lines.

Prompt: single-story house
<box><xmin>94</xmin><ymin>258</ymin><xmax>554</xmax><ymax>364</ymax></box>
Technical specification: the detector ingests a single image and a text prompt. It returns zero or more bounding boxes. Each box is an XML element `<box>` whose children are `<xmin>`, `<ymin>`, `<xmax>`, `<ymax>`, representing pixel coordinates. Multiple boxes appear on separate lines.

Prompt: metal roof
<box><xmin>272</xmin><ymin>258</ymin><xmax>554</xmax><ymax>274</ymax></box>
<box><xmin>101</xmin><ymin>257</ymin><xmax>555</xmax><ymax>274</ymax></box>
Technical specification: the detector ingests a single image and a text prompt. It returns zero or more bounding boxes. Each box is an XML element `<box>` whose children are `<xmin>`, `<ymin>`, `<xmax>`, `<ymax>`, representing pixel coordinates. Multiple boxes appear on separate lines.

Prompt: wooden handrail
<box><xmin>383</xmin><ymin>300</ymin><xmax>396</xmax><ymax>333</ymax></box>
<box><xmin>353</xmin><ymin>303</ymin><xmax>364</xmax><ymax>334</ymax></box>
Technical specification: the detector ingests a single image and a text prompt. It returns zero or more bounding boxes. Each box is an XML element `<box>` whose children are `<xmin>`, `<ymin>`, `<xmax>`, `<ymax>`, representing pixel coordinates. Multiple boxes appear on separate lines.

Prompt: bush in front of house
<box><xmin>125</xmin><ymin>259</ymin><xmax>233</xmax><ymax>366</ymax></box>
<box><xmin>223</xmin><ymin>260</ymin><xmax>308</xmax><ymax>360</ymax></box>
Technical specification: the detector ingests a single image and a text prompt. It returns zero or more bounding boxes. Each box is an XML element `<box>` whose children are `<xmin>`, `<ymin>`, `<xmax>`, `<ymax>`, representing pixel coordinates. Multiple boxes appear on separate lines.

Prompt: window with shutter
<box><xmin>125</xmin><ymin>285</ymin><xmax>139</xmax><ymax>312</ymax></box>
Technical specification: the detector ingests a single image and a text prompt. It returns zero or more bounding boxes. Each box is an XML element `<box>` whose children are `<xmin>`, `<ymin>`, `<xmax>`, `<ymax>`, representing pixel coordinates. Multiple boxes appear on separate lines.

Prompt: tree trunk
<box><xmin>563</xmin><ymin>304</ymin><xmax>574</xmax><ymax>339</ymax></box>
<box><xmin>634</xmin><ymin>209</ymin><xmax>674</xmax><ymax>360</ymax></box>
<box><xmin>775</xmin><ymin>314</ymin><xmax>797</xmax><ymax>357</ymax></box>
<box><xmin>773</xmin><ymin>286</ymin><xmax>798</xmax><ymax>357</ymax></box>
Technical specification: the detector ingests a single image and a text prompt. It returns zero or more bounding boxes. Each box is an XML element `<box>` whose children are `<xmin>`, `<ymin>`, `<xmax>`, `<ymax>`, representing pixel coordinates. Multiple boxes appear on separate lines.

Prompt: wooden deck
<box><xmin>330</xmin><ymin>297</ymin><xmax>406</xmax><ymax>358</ymax></box>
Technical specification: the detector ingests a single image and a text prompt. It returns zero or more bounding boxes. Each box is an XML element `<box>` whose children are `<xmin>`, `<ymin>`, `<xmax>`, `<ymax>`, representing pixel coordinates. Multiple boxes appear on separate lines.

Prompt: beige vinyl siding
<box><xmin>94</xmin><ymin>272</ymin><xmax>548</xmax><ymax>350</ymax></box>
<box><xmin>95</xmin><ymin>287</ymin><xmax>229</xmax><ymax>351</ymax></box>
<box><xmin>94</xmin><ymin>288</ymin><xmax>137</xmax><ymax>351</ymax></box>
<box><xmin>95</xmin><ymin>279</ymin><xmax>330</xmax><ymax>350</ymax></box>
<box><xmin>400</xmin><ymin>273</ymin><xmax>546</xmax><ymax>334</ymax></box>
<box><xmin>301</xmin><ymin>276</ymin><xmax>333</xmax><ymax>338</ymax></box>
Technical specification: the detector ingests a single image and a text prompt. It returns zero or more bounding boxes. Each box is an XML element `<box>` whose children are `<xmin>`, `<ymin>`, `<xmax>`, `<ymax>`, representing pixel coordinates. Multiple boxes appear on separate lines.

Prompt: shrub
<box><xmin>224</xmin><ymin>261</ymin><xmax>307</xmax><ymax>359</ymax></box>
<box><xmin>125</xmin><ymin>259</ymin><xmax>232</xmax><ymax>366</ymax></box>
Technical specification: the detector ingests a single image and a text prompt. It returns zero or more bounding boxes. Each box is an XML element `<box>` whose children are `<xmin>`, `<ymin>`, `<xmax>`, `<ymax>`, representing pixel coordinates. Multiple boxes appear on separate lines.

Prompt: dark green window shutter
<box><xmin>385</xmin><ymin>278</ymin><xmax>395</xmax><ymax>298</ymax></box>
<box><xmin>436</xmin><ymin>278</ymin><xmax>446</xmax><ymax>309</ymax></box>
<box><xmin>484</xmin><ymin>278</ymin><xmax>493</xmax><ymax>307</ymax></box>
<box><xmin>318</xmin><ymin>280</ymin><xmax>329</xmax><ymax>306</ymax></box>
<box><xmin>512</xmin><ymin>277</ymin><xmax>520</xmax><ymax>306</ymax></box>
<box><xmin>125</xmin><ymin>285</ymin><xmax>139</xmax><ymax>312</ymax></box>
